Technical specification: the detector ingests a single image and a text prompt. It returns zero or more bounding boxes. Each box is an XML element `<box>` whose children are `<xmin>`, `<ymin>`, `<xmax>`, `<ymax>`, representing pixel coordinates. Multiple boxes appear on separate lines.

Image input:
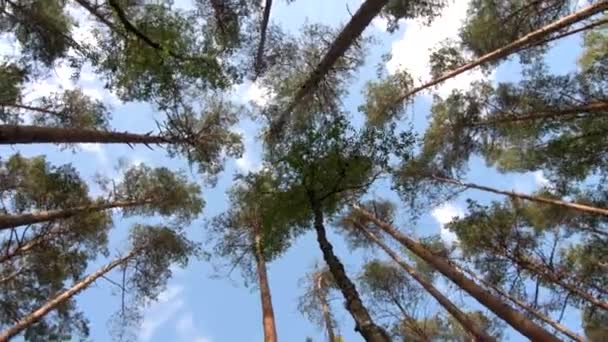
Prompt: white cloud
<box><xmin>386</xmin><ymin>0</ymin><xmax>492</xmax><ymax>97</ymax></box>
<box><xmin>78</xmin><ymin>143</ymin><xmax>108</xmax><ymax>164</ymax></box>
<box><xmin>243</xmin><ymin>82</ymin><xmax>273</xmax><ymax>106</ymax></box>
<box><xmin>235</xmin><ymin>152</ymin><xmax>261</xmax><ymax>173</ymax></box>
<box><xmin>431</xmin><ymin>202</ymin><xmax>465</xmax><ymax>245</ymax></box>
<box><xmin>175</xmin><ymin>313</ymin><xmax>211</xmax><ymax>342</ymax></box>
<box><xmin>140</xmin><ymin>285</ymin><xmax>186</xmax><ymax>342</ymax></box>
<box><xmin>533</xmin><ymin>171</ymin><xmax>549</xmax><ymax>188</ymax></box>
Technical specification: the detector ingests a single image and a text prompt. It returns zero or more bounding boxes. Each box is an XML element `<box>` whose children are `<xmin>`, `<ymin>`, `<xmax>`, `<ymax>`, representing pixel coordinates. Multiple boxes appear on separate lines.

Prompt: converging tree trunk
<box><xmin>394</xmin><ymin>2</ymin><xmax>608</xmax><ymax>103</ymax></box>
<box><xmin>431</xmin><ymin>175</ymin><xmax>608</xmax><ymax>217</ymax></box>
<box><xmin>457</xmin><ymin>264</ymin><xmax>585</xmax><ymax>342</ymax></box>
<box><xmin>0</xmin><ymin>251</ymin><xmax>137</xmax><ymax>341</ymax></box>
<box><xmin>316</xmin><ymin>274</ymin><xmax>337</xmax><ymax>342</ymax></box>
<box><xmin>469</xmin><ymin>100</ymin><xmax>608</xmax><ymax>127</ymax></box>
<box><xmin>0</xmin><ymin>199</ymin><xmax>151</xmax><ymax>230</ymax></box>
<box><xmin>271</xmin><ymin>0</ymin><xmax>388</xmax><ymax>135</ymax></box>
<box><xmin>253</xmin><ymin>222</ymin><xmax>278</xmax><ymax>342</ymax></box>
<box><xmin>312</xmin><ymin>204</ymin><xmax>391</xmax><ymax>342</ymax></box>
<box><xmin>0</xmin><ymin>228</ymin><xmax>61</xmax><ymax>264</ymax></box>
<box><xmin>0</xmin><ymin>125</ymin><xmax>175</xmax><ymax>145</ymax></box>
<box><xmin>352</xmin><ymin>221</ymin><xmax>496</xmax><ymax>342</ymax></box>
<box><xmin>352</xmin><ymin>204</ymin><xmax>560</xmax><ymax>342</ymax></box>
<box><xmin>255</xmin><ymin>0</ymin><xmax>273</xmax><ymax>76</ymax></box>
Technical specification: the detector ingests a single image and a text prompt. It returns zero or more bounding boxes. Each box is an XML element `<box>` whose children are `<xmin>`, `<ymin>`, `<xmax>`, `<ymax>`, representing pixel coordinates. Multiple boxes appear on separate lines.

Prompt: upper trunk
<box><xmin>431</xmin><ymin>175</ymin><xmax>608</xmax><ymax>218</ymax></box>
<box><xmin>271</xmin><ymin>0</ymin><xmax>388</xmax><ymax>135</ymax></box>
<box><xmin>353</xmin><ymin>205</ymin><xmax>560</xmax><ymax>342</ymax></box>
<box><xmin>469</xmin><ymin>100</ymin><xmax>608</xmax><ymax>127</ymax></box>
<box><xmin>0</xmin><ymin>199</ymin><xmax>150</xmax><ymax>230</ymax></box>
<box><xmin>353</xmin><ymin>221</ymin><xmax>495</xmax><ymax>342</ymax></box>
<box><xmin>253</xmin><ymin>222</ymin><xmax>278</xmax><ymax>342</ymax></box>
<box><xmin>393</xmin><ymin>2</ymin><xmax>608</xmax><ymax>105</ymax></box>
<box><xmin>254</xmin><ymin>0</ymin><xmax>273</xmax><ymax>77</ymax></box>
<box><xmin>316</xmin><ymin>276</ymin><xmax>336</xmax><ymax>342</ymax></box>
<box><xmin>312</xmin><ymin>204</ymin><xmax>391</xmax><ymax>342</ymax></box>
<box><xmin>0</xmin><ymin>250</ymin><xmax>136</xmax><ymax>341</ymax></box>
<box><xmin>457</xmin><ymin>263</ymin><xmax>585</xmax><ymax>342</ymax></box>
<box><xmin>0</xmin><ymin>125</ymin><xmax>172</xmax><ymax>145</ymax></box>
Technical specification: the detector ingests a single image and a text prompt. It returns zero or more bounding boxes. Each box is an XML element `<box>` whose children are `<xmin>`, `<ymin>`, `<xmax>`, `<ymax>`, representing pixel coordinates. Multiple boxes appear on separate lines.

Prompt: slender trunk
<box><xmin>0</xmin><ymin>251</ymin><xmax>136</xmax><ymax>341</ymax></box>
<box><xmin>502</xmin><ymin>249</ymin><xmax>608</xmax><ymax>311</ymax></box>
<box><xmin>0</xmin><ymin>268</ymin><xmax>22</xmax><ymax>285</ymax></box>
<box><xmin>390</xmin><ymin>297</ymin><xmax>431</xmax><ymax>342</ymax></box>
<box><xmin>352</xmin><ymin>204</ymin><xmax>560</xmax><ymax>342</ymax></box>
<box><xmin>254</xmin><ymin>0</ymin><xmax>273</xmax><ymax>77</ymax></box>
<box><xmin>311</xmin><ymin>204</ymin><xmax>390</xmax><ymax>342</ymax></box>
<box><xmin>470</xmin><ymin>101</ymin><xmax>608</xmax><ymax>127</ymax></box>
<box><xmin>395</xmin><ymin>2</ymin><xmax>608</xmax><ymax>103</ymax></box>
<box><xmin>271</xmin><ymin>0</ymin><xmax>388</xmax><ymax>135</ymax></box>
<box><xmin>0</xmin><ymin>125</ymin><xmax>172</xmax><ymax>145</ymax></box>
<box><xmin>0</xmin><ymin>199</ymin><xmax>151</xmax><ymax>230</ymax></box>
<box><xmin>253</xmin><ymin>222</ymin><xmax>278</xmax><ymax>342</ymax></box>
<box><xmin>352</xmin><ymin>221</ymin><xmax>495</xmax><ymax>342</ymax></box>
<box><xmin>316</xmin><ymin>275</ymin><xmax>336</xmax><ymax>342</ymax></box>
<box><xmin>457</xmin><ymin>264</ymin><xmax>585</xmax><ymax>342</ymax></box>
<box><xmin>432</xmin><ymin>175</ymin><xmax>608</xmax><ymax>217</ymax></box>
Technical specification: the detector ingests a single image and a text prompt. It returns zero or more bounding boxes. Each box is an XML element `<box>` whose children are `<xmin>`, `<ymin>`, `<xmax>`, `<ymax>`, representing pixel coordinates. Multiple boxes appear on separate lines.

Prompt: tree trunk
<box><xmin>352</xmin><ymin>205</ymin><xmax>560</xmax><ymax>342</ymax></box>
<box><xmin>0</xmin><ymin>125</ymin><xmax>173</xmax><ymax>145</ymax></box>
<box><xmin>470</xmin><ymin>100</ymin><xmax>608</xmax><ymax>127</ymax></box>
<box><xmin>271</xmin><ymin>0</ymin><xmax>388</xmax><ymax>135</ymax></box>
<box><xmin>255</xmin><ymin>0</ymin><xmax>273</xmax><ymax>77</ymax></box>
<box><xmin>352</xmin><ymin>221</ymin><xmax>495</xmax><ymax>342</ymax></box>
<box><xmin>316</xmin><ymin>275</ymin><xmax>336</xmax><ymax>342</ymax></box>
<box><xmin>457</xmin><ymin>264</ymin><xmax>585</xmax><ymax>342</ymax></box>
<box><xmin>431</xmin><ymin>175</ymin><xmax>608</xmax><ymax>217</ymax></box>
<box><xmin>394</xmin><ymin>2</ymin><xmax>608</xmax><ymax>103</ymax></box>
<box><xmin>253</xmin><ymin>222</ymin><xmax>278</xmax><ymax>342</ymax></box>
<box><xmin>0</xmin><ymin>199</ymin><xmax>151</xmax><ymax>230</ymax></box>
<box><xmin>312</xmin><ymin>204</ymin><xmax>390</xmax><ymax>342</ymax></box>
<box><xmin>501</xmin><ymin>248</ymin><xmax>608</xmax><ymax>311</ymax></box>
<box><xmin>0</xmin><ymin>251</ymin><xmax>136</xmax><ymax>341</ymax></box>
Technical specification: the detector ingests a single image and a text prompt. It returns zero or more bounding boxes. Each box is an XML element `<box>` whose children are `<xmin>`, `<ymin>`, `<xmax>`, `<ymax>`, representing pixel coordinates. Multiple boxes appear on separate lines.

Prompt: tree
<box><xmin>352</xmin><ymin>204</ymin><xmax>561</xmax><ymax>342</ymax></box>
<box><xmin>209</xmin><ymin>171</ymin><xmax>305</xmax><ymax>342</ymax></box>
<box><xmin>349</xmin><ymin>217</ymin><xmax>496</xmax><ymax>341</ymax></box>
<box><xmin>298</xmin><ymin>264</ymin><xmax>343</xmax><ymax>342</ymax></box>
<box><xmin>0</xmin><ymin>224</ymin><xmax>196</xmax><ymax>341</ymax></box>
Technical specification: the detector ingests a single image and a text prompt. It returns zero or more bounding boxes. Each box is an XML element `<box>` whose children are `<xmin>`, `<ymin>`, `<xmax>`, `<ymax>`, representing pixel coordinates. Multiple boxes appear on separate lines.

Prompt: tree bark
<box><xmin>431</xmin><ymin>175</ymin><xmax>608</xmax><ymax>217</ymax></box>
<box><xmin>0</xmin><ymin>251</ymin><xmax>136</xmax><ymax>341</ymax></box>
<box><xmin>352</xmin><ymin>221</ymin><xmax>496</xmax><ymax>342</ymax></box>
<box><xmin>0</xmin><ymin>199</ymin><xmax>151</xmax><ymax>230</ymax></box>
<box><xmin>352</xmin><ymin>204</ymin><xmax>560</xmax><ymax>342</ymax></box>
<box><xmin>393</xmin><ymin>2</ymin><xmax>608</xmax><ymax>103</ymax></box>
<box><xmin>312</xmin><ymin>204</ymin><xmax>391</xmax><ymax>342</ymax></box>
<box><xmin>271</xmin><ymin>0</ymin><xmax>388</xmax><ymax>136</ymax></box>
<box><xmin>316</xmin><ymin>274</ymin><xmax>336</xmax><ymax>342</ymax></box>
<box><xmin>469</xmin><ymin>100</ymin><xmax>608</xmax><ymax>127</ymax></box>
<box><xmin>253</xmin><ymin>222</ymin><xmax>278</xmax><ymax>342</ymax></box>
<box><xmin>457</xmin><ymin>264</ymin><xmax>585</xmax><ymax>342</ymax></box>
<box><xmin>0</xmin><ymin>228</ymin><xmax>60</xmax><ymax>264</ymax></box>
<box><xmin>0</xmin><ymin>125</ymin><xmax>173</xmax><ymax>145</ymax></box>
<box><xmin>255</xmin><ymin>0</ymin><xmax>273</xmax><ymax>77</ymax></box>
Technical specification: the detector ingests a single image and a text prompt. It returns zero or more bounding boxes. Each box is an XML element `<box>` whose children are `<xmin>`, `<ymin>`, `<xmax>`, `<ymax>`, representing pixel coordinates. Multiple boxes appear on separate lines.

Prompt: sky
<box><xmin>0</xmin><ymin>0</ymin><xmax>593</xmax><ymax>341</ymax></box>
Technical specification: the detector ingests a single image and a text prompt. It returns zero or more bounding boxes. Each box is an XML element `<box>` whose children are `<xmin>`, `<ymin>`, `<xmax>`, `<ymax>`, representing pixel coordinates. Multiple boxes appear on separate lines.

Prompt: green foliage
<box><xmin>0</xmin><ymin>153</ymin><xmax>89</xmax><ymax>213</ymax></box>
<box><xmin>579</xmin><ymin>16</ymin><xmax>608</xmax><ymax>70</ymax></box>
<box><xmin>0</xmin><ymin>62</ymin><xmax>27</xmax><ymax>123</ymax></box>
<box><xmin>359</xmin><ymin>70</ymin><xmax>413</xmax><ymax>127</ymax></box>
<box><xmin>460</xmin><ymin>0</ymin><xmax>571</xmax><ymax>63</ymax></box>
<box><xmin>93</xmin><ymin>3</ymin><xmax>229</xmax><ymax>107</ymax></box>
<box><xmin>297</xmin><ymin>264</ymin><xmax>338</xmax><ymax>330</ymax></box>
<box><xmin>582</xmin><ymin>305</ymin><xmax>608</xmax><ymax>341</ymax></box>
<box><xmin>380</xmin><ymin>0</ymin><xmax>448</xmax><ymax>32</ymax></box>
<box><xmin>29</xmin><ymin>89</ymin><xmax>111</xmax><ymax>129</ymax></box>
<box><xmin>128</xmin><ymin>224</ymin><xmax>197</xmax><ymax>301</ymax></box>
<box><xmin>429</xmin><ymin>39</ymin><xmax>467</xmax><ymax>79</ymax></box>
<box><xmin>163</xmin><ymin>98</ymin><xmax>244</xmax><ymax>180</ymax></box>
<box><xmin>336</xmin><ymin>199</ymin><xmax>396</xmax><ymax>250</ymax></box>
<box><xmin>115</xmin><ymin>163</ymin><xmax>204</xmax><ymax>224</ymax></box>
<box><xmin>0</xmin><ymin>0</ymin><xmax>76</xmax><ymax>67</ymax></box>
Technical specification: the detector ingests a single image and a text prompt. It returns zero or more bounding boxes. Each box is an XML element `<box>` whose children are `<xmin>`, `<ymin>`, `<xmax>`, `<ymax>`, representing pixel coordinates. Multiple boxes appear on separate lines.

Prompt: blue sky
<box><xmin>0</xmin><ymin>0</ymin><xmax>592</xmax><ymax>341</ymax></box>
